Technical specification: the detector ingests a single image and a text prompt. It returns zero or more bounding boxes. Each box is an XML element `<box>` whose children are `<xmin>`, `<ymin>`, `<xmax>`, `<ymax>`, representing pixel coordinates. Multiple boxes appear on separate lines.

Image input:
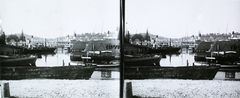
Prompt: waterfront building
<box><xmin>199</xmin><ymin>33</ymin><xmax>230</xmax><ymax>41</ymax></box>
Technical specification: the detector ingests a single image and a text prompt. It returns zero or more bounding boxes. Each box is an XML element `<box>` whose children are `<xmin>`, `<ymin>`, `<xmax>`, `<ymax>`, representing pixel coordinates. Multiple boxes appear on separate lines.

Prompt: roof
<box><xmin>208</xmin><ymin>40</ymin><xmax>240</xmax><ymax>52</ymax></box>
<box><xmin>71</xmin><ymin>41</ymin><xmax>88</xmax><ymax>50</ymax></box>
<box><xmin>84</xmin><ymin>40</ymin><xmax>119</xmax><ymax>51</ymax></box>
<box><xmin>195</xmin><ymin>41</ymin><xmax>214</xmax><ymax>51</ymax></box>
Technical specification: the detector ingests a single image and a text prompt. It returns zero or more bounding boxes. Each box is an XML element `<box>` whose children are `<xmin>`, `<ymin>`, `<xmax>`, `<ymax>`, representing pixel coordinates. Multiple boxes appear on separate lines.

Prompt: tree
<box><xmin>7</xmin><ymin>34</ymin><xmax>20</xmax><ymax>42</ymax></box>
<box><xmin>0</xmin><ymin>31</ymin><xmax>6</xmax><ymax>45</ymax></box>
<box><xmin>144</xmin><ymin>29</ymin><xmax>150</xmax><ymax>41</ymax></box>
<box><xmin>20</xmin><ymin>31</ymin><xmax>26</xmax><ymax>41</ymax></box>
<box><xmin>124</xmin><ymin>31</ymin><xmax>131</xmax><ymax>43</ymax></box>
<box><xmin>74</xmin><ymin>32</ymin><xmax>76</xmax><ymax>37</ymax></box>
<box><xmin>132</xmin><ymin>34</ymin><xmax>144</xmax><ymax>42</ymax></box>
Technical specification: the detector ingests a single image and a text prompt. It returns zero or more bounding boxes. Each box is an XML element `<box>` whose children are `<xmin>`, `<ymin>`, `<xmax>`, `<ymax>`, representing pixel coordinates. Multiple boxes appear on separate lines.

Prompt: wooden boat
<box><xmin>149</xmin><ymin>46</ymin><xmax>181</xmax><ymax>54</ymax></box>
<box><xmin>149</xmin><ymin>39</ymin><xmax>181</xmax><ymax>54</ymax></box>
<box><xmin>0</xmin><ymin>63</ymin><xmax>96</xmax><ymax>80</ymax></box>
<box><xmin>1</xmin><ymin>52</ymin><xmax>96</xmax><ymax>80</ymax></box>
<box><xmin>89</xmin><ymin>51</ymin><xmax>120</xmax><ymax>64</ymax></box>
<box><xmin>124</xmin><ymin>66</ymin><xmax>219</xmax><ymax>80</ymax></box>
<box><xmin>124</xmin><ymin>55</ymin><xmax>161</xmax><ymax>66</ymax></box>
<box><xmin>72</xmin><ymin>39</ymin><xmax>120</xmax><ymax>64</ymax></box>
<box><xmin>70</xmin><ymin>53</ymin><xmax>85</xmax><ymax>61</ymax></box>
<box><xmin>24</xmin><ymin>47</ymin><xmax>56</xmax><ymax>54</ymax></box>
<box><xmin>220</xmin><ymin>64</ymin><xmax>240</xmax><ymax>71</ymax></box>
<box><xmin>205</xmin><ymin>51</ymin><xmax>240</xmax><ymax>65</ymax></box>
<box><xmin>0</xmin><ymin>55</ymin><xmax>37</xmax><ymax>67</ymax></box>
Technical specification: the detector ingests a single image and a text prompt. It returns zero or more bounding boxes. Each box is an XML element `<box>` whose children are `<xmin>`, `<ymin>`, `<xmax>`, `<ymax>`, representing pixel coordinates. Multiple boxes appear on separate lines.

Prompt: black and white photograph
<box><xmin>1</xmin><ymin>0</ymin><xmax>240</xmax><ymax>98</ymax></box>
<box><xmin>124</xmin><ymin>0</ymin><xmax>240</xmax><ymax>97</ymax></box>
<box><xmin>0</xmin><ymin>0</ymin><xmax>120</xmax><ymax>97</ymax></box>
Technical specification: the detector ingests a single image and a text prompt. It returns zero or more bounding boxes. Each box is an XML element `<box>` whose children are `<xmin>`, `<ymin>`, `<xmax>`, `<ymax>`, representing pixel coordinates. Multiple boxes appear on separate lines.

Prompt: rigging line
<box><xmin>101</xmin><ymin>21</ymin><xmax>104</xmax><ymax>33</ymax></box>
<box><xmin>226</xmin><ymin>22</ymin><xmax>229</xmax><ymax>33</ymax></box>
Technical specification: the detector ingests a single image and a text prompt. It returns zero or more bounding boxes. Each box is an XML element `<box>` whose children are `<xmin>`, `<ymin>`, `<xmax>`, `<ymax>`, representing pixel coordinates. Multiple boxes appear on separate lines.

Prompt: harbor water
<box><xmin>161</xmin><ymin>48</ymin><xmax>240</xmax><ymax>80</ymax></box>
<box><xmin>35</xmin><ymin>48</ymin><xmax>240</xmax><ymax>80</ymax></box>
<box><xmin>35</xmin><ymin>48</ymin><xmax>120</xmax><ymax>80</ymax></box>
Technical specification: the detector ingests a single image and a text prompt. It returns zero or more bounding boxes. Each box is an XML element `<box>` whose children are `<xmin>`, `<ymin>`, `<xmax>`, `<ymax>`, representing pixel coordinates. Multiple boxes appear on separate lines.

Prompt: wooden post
<box><xmin>126</xmin><ymin>82</ymin><xmax>133</xmax><ymax>98</ymax></box>
<box><xmin>1</xmin><ymin>82</ymin><xmax>10</xmax><ymax>98</ymax></box>
<box><xmin>187</xmin><ymin>60</ymin><xmax>189</xmax><ymax>66</ymax></box>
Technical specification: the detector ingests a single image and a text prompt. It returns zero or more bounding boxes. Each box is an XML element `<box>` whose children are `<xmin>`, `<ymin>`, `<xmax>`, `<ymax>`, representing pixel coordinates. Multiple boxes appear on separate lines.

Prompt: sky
<box><xmin>0</xmin><ymin>0</ymin><xmax>240</xmax><ymax>38</ymax></box>
<box><xmin>0</xmin><ymin>0</ymin><xmax>120</xmax><ymax>38</ymax></box>
<box><xmin>125</xmin><ymin>0</ymin><xmax>240</xmax><ymax>38</ymax></box>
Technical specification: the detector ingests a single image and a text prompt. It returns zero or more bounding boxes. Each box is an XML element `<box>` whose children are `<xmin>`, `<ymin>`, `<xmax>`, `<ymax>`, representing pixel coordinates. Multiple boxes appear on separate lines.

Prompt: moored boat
<box><xmin>24</xmin><ymin>47</ymin><xmax>56</xmax><ymax>54</ymax></box>
<box><xmin>0</xmin><ymin>64</ymin><xmax>96</xmax><ymax>80</ymax></box>
<box><xmin>1</xmin><ymin>53</ymin><xmax>96</xmax><ymax>80</ymax></box>
<box><xmin>76</xmin><ymin>39</ymin><xmax>120</xmax><ymax>64</ymax></box>
<box><xmin>124</xmin><ymin>66</ymin><xmax>219</xmax><ymax>80</ymax></box>
<box><xmin>0</xmin><ymin>55</ymin><xmax>37</xmax><ymax>67</ymax></box>
<box><xmin>70</xmin><ymin>54</ymin><xmax>84</xmax><ymax>61</ymax></box>
<box><xmin>124</xmin><ymin>55</ymin><xmax>161</xmax><ymax>66</ymax></box>
<box><xmin>218</xmin><ymin>64</ymin><xmax>240</xmax><ymax>74</ymax></box>
<box><xmin>149</xmin><ymin>46</ymin><xmax>181</xmax><ymax>54</ymax></box>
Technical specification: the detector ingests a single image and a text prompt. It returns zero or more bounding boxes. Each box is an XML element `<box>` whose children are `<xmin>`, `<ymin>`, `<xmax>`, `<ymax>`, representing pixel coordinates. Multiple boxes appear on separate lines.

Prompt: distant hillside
<box><xmin>5</xmin><ymin>33</ymin><xmax>69</xmax><ymax>41</ymax></box>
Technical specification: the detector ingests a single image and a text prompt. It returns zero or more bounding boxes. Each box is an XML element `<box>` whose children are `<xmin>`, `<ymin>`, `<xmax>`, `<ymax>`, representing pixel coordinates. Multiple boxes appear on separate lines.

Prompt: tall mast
<box><xmin>226</xmin><ymin>22</ymin><xmax>228</xmax><ymax>33</ymax></box>
<box><xmin>170</xmin><ymin>38</ymin><xmax>171</xmax><ymax>47</ymax></box>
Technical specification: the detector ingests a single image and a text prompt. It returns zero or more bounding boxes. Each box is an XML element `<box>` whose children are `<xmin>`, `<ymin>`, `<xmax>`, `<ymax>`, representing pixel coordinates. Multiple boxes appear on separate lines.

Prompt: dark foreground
<box><xmin>124</xmin><ymin>66</ymin><xmax>219</xmax><ymax>80</ymax></box>
<box><xmin>0</xmin><ymin>65</ymin><xmax>96</xmax><ymax>80</ymax></box>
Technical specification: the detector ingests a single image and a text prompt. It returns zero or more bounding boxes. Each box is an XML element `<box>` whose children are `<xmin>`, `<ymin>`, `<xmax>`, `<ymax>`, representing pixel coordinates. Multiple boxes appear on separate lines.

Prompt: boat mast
<box><xmin>226</xmin><ymin>22</ymin><xmax>228</xmax><ymax>34</ymax></box>
<box><xmin>44</xmin><ymin>38</ymin><xmax>46</xmax><ymax>47</ymax></box>
<box><xmin>170</xmin><ymin>38</ymin><xmax>171</xmax><ymax>47</ymax></box>
<box><xmin>92</xmin><ymin>41</ymin><xmax>95</xmax><ymax>56</ymax></box>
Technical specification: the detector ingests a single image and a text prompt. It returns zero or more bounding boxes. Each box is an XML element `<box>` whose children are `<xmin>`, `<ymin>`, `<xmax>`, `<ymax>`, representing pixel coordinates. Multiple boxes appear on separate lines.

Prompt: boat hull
<box><xmin>24</xmin><ymin>47</ymin><xmax>56</xmax><ymax>54</ymax></box>
<box><xmin>0</xmin><ymin>57</ymin><xmax>37</xmax><ymax>67</ymax></box>
<box><xmin>0</xmin><ymin>65</ymin><xmax>96</xmax><ymax>80</ymax></box>
<box><xmin>124</xmin><ymin>56</ymin><xmax>161</xmax><ymax>66</ymax></box>
<box><xmin>194</xmin><ymin>55</ymin><xmax>206</xmax><ymax>61</ymax></box>
<box><xmin>124</xmin><ymin>66</ymin><xmax>219</xmax><ymax>80</ymax></box>
<box><xmin>149</xmin><ymin>47</ymin><xmax>181</xmax><ymax>54</ymax></box>
<box><xmin>70</xmin><ymin>55</ymin><xmax>82</xmax><ymax>61</ymax></box>
<box><xmin>91</xmin><ymin>56</ymin><xmax>119</xmax><ymax>64</ymax></box>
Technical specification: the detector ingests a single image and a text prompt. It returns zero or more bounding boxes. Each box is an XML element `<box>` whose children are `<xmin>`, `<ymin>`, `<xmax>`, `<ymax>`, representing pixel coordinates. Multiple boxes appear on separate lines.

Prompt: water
<box><xmin>35</xmin><ymin>48</ymin><xmax>120</xmax><ymax>80</ymax></box>
<box><xmin>161</xmin><ymin>48</ymin><xmax>240</xmax><ymax>80</ymax></box>
<box><xmin>35</xmin><ymin>48</ymin><xmax>240</xmax><ymax>80</ymax></box>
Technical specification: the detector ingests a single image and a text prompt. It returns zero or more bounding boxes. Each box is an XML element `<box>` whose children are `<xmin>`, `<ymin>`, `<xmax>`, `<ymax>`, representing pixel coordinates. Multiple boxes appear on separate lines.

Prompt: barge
<box><xmin>24</xmin><ymin>47</ymin><xmax>56</xmax><ymax>54</ymax></box>
<box><xmin>124</xmin><ymin>66</ymin><xmax>219</xmax><ymax>80</ymax></box>
<box><xmin>0</xmin><ymin>55</ymin><xmax>37</xmax><ymax>67</ymax></box>
<box><xmin>0</xmin><ymin>64</ymin><xmax>96</xmax><ymax>80</ymax></box>
<box><xmin>124</xmin><ymin>55</ymin><xmax>161</xmax><ymax>66</ymax></box>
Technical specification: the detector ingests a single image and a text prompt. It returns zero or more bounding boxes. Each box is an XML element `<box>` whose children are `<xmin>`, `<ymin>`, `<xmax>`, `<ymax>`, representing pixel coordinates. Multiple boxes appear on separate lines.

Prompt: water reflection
<box><xmin>160</xmin><ymin>48</ymin><xmax>240</xmax><ymax>80</ymax></box>
<box><xmin>36</xmin><ymin>48</ymin><xmax>239</xmax><ymax>80</ymax></box>
<box><xmin>214</xmin><ymin>71</ymin><xmax>240</xmax><ymax>80</ymax></box>
<box><xmin>90</xmin><ymin>71</ymin><xmax>120</xmax><ymax>80</ymax></box>
<box><xmin>35</xmin><ymin>49</ymin><xmax>120</xmax><ymax>80</ymax></box>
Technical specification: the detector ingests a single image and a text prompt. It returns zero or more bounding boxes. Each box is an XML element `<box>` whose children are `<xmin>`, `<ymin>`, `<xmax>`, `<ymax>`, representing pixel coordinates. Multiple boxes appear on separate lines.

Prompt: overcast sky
<box><xmin>126</xmin><ymin>0</ymin><xmax>240</xmax><ymax>38</ymax></box>
<box><xmin>0</xmin><ymin>0</ymin><xmax>240</xmax><ymax>38</ymax></box>
<box><xmin>0</xmin><ymin>0</ymin><xmax>119</xmax><ymax>38</ymax></box>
